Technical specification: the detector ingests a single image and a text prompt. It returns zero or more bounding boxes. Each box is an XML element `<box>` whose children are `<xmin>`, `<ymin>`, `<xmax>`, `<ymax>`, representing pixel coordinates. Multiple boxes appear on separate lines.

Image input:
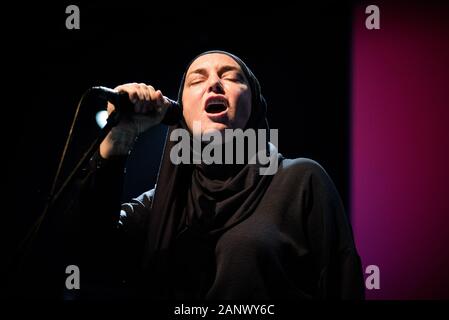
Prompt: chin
<box><xmin>202</xmin><ymin>122</ymin><xmax>229</xmax><ymax>135</ymax></box>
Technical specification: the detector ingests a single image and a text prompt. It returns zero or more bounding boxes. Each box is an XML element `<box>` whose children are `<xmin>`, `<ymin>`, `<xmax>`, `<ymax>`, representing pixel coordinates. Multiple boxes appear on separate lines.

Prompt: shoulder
<box><xmin>278</xmin><ymin>157</ymin><xmax>330</xmax><ymax>180</ymax></box>
<box><xmin>274</xmin><ymin>157</ymin><xmax>343</xmax><ymax>209</ymax></box>
<box><xmin>274</xmin><ymin>157</ymin><xmax>339</xmax><ymax>195</ymax></box>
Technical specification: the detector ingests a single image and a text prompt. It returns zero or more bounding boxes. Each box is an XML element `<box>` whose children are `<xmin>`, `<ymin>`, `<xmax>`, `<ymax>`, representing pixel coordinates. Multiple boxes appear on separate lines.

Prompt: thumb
<box><xmin>155</xmin><ymin>90</ymin><xmax>171</xmax><ymax>113</ymax></box>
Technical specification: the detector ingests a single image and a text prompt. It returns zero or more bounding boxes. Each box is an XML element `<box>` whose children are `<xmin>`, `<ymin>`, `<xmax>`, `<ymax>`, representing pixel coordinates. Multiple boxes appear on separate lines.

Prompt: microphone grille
<box><xmin>162</xmin><ymin>99</ymin><xmax>182</xmax><ymax>125</ymax></box>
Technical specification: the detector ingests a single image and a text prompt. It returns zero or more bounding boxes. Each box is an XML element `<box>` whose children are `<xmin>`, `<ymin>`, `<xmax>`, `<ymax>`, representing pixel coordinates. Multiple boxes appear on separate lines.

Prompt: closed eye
<box><xmin>222</xmin><ymin>72</ymin><xmax>245</xmax><ymax>83</ymax></box>
<box><xmin>223</xmin><ymin>77</ymin><xmax>241</xmax><ymax>82</ymax></box>
<box><xmin>189</xmin><ymin>78</ymin><xmax>205</xmax><ymax>85</ymax></box>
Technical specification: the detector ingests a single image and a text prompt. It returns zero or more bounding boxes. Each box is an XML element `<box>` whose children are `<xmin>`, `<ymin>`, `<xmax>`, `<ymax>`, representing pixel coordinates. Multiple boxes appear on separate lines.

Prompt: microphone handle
<box><xmin>114</xmin><ymin>91</ymin><xmax>135</xmax><ymax>115</ymax></box>
<box><xmin>92</xmin><ymin>86</ymin><xmax>180</xmax><ymax>125</ymax></box>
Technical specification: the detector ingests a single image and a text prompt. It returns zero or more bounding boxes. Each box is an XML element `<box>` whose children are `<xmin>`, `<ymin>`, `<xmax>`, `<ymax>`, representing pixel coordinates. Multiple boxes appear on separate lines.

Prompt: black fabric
<box><xmin>79</xmin><ymin>51</ymin><xmax>364</xmax><ymax>299</ymax></box>
<box><xmin>84</xmin><ymin>153</ymin><xmax>365</xmax><ymax>299</ymax></box>
<box><xmin>141</xmin><ymin>51</ymin><xmax>276</xmax><ymax>298</ymax></box>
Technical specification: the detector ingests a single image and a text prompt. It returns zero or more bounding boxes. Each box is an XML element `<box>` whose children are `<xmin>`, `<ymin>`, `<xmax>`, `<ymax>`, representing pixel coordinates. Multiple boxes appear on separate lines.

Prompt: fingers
<box><xmin>113</xmin><ymin>83</ymin><xmax>166</xmax><ymax>115</ymax></box>
<box><xmin>106</xmin><ymin>101</ymin><xmax>115</xmax><ymax>115</ymax></box>
<box><xmin>155</xmin><ymin>90</ymin><xmax>169</xmax><ymax>109</ymax></box>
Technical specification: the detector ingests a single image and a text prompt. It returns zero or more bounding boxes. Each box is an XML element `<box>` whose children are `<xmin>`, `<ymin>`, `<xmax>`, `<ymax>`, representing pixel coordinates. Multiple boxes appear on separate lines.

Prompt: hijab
<box><xmin>139</xmin><ymin>51</ymin><xmax>279</xmax><ymax>298</ymax></box>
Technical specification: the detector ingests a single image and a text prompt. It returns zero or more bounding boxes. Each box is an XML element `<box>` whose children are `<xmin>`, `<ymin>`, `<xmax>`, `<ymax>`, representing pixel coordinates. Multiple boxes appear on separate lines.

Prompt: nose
<box><xmin>208</xmin><ymin>76</ymin><xmax>224</xmax><ymax>94</ymax></box>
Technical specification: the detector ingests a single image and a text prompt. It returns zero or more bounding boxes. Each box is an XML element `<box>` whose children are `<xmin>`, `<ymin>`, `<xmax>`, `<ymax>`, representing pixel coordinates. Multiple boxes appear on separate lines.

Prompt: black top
<box><xmin>79</xmin><ymin>149</ymin><xmax>364</xmax><ymax>300</ymax></box>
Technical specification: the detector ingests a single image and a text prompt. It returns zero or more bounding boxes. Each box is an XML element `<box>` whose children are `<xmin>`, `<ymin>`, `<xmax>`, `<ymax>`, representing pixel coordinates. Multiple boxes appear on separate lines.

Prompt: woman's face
<box><xmin>182</xmin><ymin>53</ymin><xmax>252</xmax><ymax>135</ymax></box>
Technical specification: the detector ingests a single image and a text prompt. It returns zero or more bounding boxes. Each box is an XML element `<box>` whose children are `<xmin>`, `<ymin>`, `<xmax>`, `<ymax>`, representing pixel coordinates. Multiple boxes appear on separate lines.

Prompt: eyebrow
<box><xmin>187</xmin><ymin>65</ymin><xmax>243</xmax><ymax>78</ymax></box>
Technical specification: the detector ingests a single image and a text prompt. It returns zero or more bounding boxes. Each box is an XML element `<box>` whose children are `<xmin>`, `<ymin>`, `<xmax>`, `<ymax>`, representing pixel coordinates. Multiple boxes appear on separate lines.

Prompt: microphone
<box><xmin>91</xmin><ymin>86</ymin><xmax>181</xmax><ymax>125</ymax></box>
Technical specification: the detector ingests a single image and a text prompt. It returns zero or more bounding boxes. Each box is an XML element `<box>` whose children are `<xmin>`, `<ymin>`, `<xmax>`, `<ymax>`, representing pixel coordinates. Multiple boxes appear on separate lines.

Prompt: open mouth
<box><xmin>205</xmin><ymin>97</ymin><xmax>228</xmax><ymax>114</ymax></box>
<box><xmin>206</xmin><ymin>103</ymin><xmax>227</xmax><ymax>114</ymax></box>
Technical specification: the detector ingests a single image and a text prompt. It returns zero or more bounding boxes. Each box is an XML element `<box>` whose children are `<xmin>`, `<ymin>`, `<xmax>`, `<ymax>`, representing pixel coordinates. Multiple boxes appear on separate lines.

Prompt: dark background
<box><xmin>6</xmin><ymin>1</ymin><xmax>352</xmax><ymax>298</ymax></box>
<box><xmin>5</xmin><ymin>0</ymin><xmax>449</xmax><ymax>303</ymax></box>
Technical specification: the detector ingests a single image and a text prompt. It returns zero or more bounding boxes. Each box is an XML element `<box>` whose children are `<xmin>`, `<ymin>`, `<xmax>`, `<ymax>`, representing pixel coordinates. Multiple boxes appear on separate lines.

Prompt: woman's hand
<box><xmin>99</xmin><ymin>83</ymin><xmax>171</xmax><ymax>159</ymax></box>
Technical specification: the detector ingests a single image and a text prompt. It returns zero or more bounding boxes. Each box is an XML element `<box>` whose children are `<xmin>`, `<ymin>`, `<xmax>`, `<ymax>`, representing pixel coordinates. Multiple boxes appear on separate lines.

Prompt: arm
<box><xmin>74</xmin><ymin>82</ymin><xmax>170</xmax><ymax>292</ymax></box>
<box><xmin>77</xmin><ymin>152</ymin><xmax>154</xmax><ymax>291</ymax></box>
<box><xmin>303</xmin><ymin>160</ymin><xmax>365</xmax><ymax>299</ymax></box>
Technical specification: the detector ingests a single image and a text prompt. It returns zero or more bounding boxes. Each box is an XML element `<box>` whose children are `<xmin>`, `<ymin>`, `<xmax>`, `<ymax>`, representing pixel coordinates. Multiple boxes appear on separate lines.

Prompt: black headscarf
<box><xmin>140</xmin><ymin>51</ymin><xmax>279</xmax><ymax>297</ymax></box>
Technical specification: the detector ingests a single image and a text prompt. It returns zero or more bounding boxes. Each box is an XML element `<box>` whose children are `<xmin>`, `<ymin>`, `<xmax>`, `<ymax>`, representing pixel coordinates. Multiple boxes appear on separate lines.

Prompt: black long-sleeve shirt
<box><xmin>76</xmin><ymin>152</ymin><xmax>364</xmax><ymax>300</ymax></box>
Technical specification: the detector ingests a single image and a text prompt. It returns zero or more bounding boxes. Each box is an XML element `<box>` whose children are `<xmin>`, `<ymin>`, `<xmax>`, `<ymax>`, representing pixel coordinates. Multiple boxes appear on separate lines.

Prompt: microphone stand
<box><xmin>12</xmin><ymin>90</ymin><xmax>126</xmax><ymax>279</ymax></box>
<box><xmin>48</xmin><ymin>109</ymin><xmax>121</xmax><ymax>211</ymax></box>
